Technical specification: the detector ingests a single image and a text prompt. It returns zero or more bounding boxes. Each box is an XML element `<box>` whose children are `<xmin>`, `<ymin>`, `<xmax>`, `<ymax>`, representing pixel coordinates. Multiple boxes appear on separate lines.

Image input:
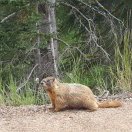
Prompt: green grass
<box><xmin>0</xmin><ymin>73</ymin><xmax>46</xmax><ymax>106</ymax></box>
<box><xmin>61</xmin><ymin>31</ymin><xmax>132</xmax><ymax>94</ymax></box>
<box><xmin>61</xmin><ymin>56</ymin><xmax>108</xmax><ymax>95</ymax></box>
<box><xmin>0</xmin><ymin>30</ymin><xmax>131</xmax><ymax>106</ymax></box>
<box><xmin>109</xmin><ymin>31</ymin><xmax>132</xmax><ymax>92</ymax></box>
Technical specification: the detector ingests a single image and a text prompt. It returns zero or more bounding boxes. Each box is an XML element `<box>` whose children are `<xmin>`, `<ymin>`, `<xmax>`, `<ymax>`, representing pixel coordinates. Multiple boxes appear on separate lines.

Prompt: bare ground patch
<box><xmin>0</xmin><ymin>101</ymin><xmax>132</xmax><ymax>132</ymax></box>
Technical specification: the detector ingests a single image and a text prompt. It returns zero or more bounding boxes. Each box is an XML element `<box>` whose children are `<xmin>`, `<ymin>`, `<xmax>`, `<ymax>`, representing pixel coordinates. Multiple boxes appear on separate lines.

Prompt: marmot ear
<box><xmin>42</xmin><ymin>73</ymin><xmax>47</xmax><ymax>79</ymax></box>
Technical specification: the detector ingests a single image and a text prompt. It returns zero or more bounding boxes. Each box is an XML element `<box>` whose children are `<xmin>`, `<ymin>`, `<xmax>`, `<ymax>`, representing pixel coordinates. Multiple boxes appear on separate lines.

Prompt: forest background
<box><xmin>0</xmin><ymin>0</ymin><xmax>131</xmax><ymax>106</ymax></box>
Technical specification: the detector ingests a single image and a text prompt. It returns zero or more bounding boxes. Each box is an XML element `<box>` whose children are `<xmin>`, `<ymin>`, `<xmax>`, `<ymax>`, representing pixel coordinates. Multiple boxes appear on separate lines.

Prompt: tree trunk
<box><xmin>35</xmin><ymin>2</ymin><xmax>42</xmax><ymax>79</ymax></box>
<box><xmin>35</xmin><ymin>0</ymin><xmax>58</xmax><ymax>80</ymax></box>
<box><xmin>48</xmin><ymin>0</ymin><xmax>59</xmax><ymax>77</ymax></box>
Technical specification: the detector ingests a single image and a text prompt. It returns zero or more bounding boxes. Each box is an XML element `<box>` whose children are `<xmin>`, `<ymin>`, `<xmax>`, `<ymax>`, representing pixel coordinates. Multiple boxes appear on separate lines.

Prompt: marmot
<box><xmin>39</xmin><ymin>76</ymin><xmax>122</xmax><ymax>112</ymax></box>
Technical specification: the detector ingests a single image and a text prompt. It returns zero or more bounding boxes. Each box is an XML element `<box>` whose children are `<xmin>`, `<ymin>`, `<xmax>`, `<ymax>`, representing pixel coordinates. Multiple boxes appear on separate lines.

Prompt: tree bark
<box><xmin>48</xmin><ymin>0</ymin><xmax>59</xmax><ymax>77</ymax></box>
<box><xmin>35</xmin><ymin>0</ymin><xmax>58</xmax><ymax>80</ymax></box>
<box><xmin>35</xmin><ymin>2</ymin><xmax>42</xmax><ymax>79</ymax></box>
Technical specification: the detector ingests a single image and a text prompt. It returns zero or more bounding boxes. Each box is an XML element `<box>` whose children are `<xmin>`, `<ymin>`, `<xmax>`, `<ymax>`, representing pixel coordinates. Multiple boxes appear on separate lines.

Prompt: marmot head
<box><xmin>40</xmin><ymin>76</ymin><xmax>56</xmax><ymax>91</ymax></box>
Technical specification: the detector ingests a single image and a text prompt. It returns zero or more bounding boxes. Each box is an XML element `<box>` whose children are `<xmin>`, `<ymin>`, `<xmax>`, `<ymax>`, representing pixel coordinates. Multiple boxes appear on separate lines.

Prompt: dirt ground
<box><xmin>0</xmin><ymin>100</ymin><xmax>132</xmax><ymax>132</ymax></box>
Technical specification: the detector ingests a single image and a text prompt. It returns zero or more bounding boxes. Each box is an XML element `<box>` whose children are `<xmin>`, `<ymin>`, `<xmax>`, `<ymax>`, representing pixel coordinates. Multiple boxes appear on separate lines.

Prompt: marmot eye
<box><xmin>47</xmin><ymin>80</ymin><xmax>50</xmax><ymax>83</ymax></box>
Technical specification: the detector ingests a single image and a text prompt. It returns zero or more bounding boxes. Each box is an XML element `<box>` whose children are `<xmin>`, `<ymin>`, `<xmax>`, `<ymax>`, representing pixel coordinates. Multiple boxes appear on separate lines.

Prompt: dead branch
<box><xmin>54</xmin><ymin>38</ymin><xmax>70</xmax><ymax>47</ymax></box>
<box><xmin>1</xmin><ymin>12</ymin><xmax>16</xmax><ymax>23</ymax></box>
<box><xmin>16</xmin><ymin>64</ymin><xmax>38</xmax><ymax>92</ymax></box>
<box><xmin>1</xmin><ymin>3</ymin><xmax>30</xmax><ymax>23</ymax></box>
<box><xmin>72</xmin><ymin>7</ymin><xmax>110</xmax><ymax>60</ymax></box>
<box><xmin>77</xmin><ymin>0</ymin><xmax>106</xmax><ymax>16</ymax></box>
<box><xmin>61</xmin><ymin>2</ymin><xmax>93</xmax><ymax>32</ymax></box>
<box><xmin>95</xmin><ymin>0</ymin><xmax>123</xmax><ymax>24</ymax></box>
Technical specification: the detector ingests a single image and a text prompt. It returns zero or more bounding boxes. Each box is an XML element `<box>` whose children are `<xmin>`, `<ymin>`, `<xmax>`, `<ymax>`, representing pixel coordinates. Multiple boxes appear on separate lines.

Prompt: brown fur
<box><xmin>98</xmin><ymin>100</ymin><xmax>122</xmax><ymax>108</ymax></box>
<box><xmin>40</xmin><ymin>77</ymin><xmax>122</xmax><ymax>112</ymax></box>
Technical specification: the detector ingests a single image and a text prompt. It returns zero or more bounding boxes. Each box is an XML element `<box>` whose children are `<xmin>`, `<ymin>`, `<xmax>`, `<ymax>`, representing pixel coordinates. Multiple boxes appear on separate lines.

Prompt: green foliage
<box><xmin>61</xmin><ymin>56</ymin><xmax>108</xmax><ymax>94</ymax></box>
<box><xmin>0</xmin><ymin>71</ymin><xmax>46</xmax><ymax>106</ymax></box>
<box><xmin>58</xmin><ymin>0</ymin><xmax>132</xmax><ymax>95</ymax></box>
<box><xmin>109</xmin><ymin>31</ymin><xmax>132</xmax><ymax>92</ymax></box>
<box><xmin>0</xmin><ymin>0</ymin><xmax>132</xmax><ymax>106</ymax></box>
<box><xmin>88</xmin><ymin>66</ymin><xmax>108</xmax><ymax>89</ymax></box>
<box><xmin>0</xmin><ymin>77</ymin><xmax>4</xmax><ymax>105</ymax></box>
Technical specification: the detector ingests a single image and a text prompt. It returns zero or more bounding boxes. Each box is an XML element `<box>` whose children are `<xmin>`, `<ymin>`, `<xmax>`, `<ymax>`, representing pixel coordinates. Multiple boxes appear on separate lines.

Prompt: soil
<box><xmin>0</xmin><ymin>99</ymin><xmax>132</xmax><ymax>132</ymax></box>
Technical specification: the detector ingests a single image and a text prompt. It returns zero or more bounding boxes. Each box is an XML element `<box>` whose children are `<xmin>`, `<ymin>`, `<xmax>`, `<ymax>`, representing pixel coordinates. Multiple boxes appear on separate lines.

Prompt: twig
<box><xmin>55</xmin><ymin>38</ymin><xmax>91</xmax><ymax>61</ymax></box>
<box><xmin>73</xmin><ymin>11</ymin><xmax>90</xmax><ymax>34</ymax></box>
<box><xmin>16</xmin><ymin>64</ymin><xmax>38</xmax><ymax>92</ymax></box>
<box><xmin>60</xmin><ymin>2</ymin><xmax>93</xmax><ymax>31</ymax></box>
<box><xmin>77</xmin><ymin>0</ymin><xmax>106</xmax><ymax>16</ymax></box>
<box><xmin>1</xmin><ymin>3</ymin><xmax>30</xmax><ymax>23</ymax></box>
<box><xmin>99</xmin><ymin>90</ymin><xmax>110</xmax><ymax>99</ymax></box>
<box><xmin>74</xmin><ymin>47</ymin><xmax>91</xmax><ymax>61</ymax></box>
<box><xmin>55</xmin><ymin>37</ymin><xmax>89</xmax><ymax>45</ymax></box>
<box><xmin>54</xmin><ymin>38</ymin><xmax>70</xmax><ymax>46</ymax></box>
<box><xmin>78</xmin><ymin>0</ymin><xmax>123</xmax><ymax>25</ymax></box>
<box><xmin>95</xmin><ymin>0</ymin><xmax>123</xmax><ymax>24</ymax></box>
<box><xmin>1</xmin><ymin>12</ymin><xmax>16</xmax><ymax>23</ymax></box>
